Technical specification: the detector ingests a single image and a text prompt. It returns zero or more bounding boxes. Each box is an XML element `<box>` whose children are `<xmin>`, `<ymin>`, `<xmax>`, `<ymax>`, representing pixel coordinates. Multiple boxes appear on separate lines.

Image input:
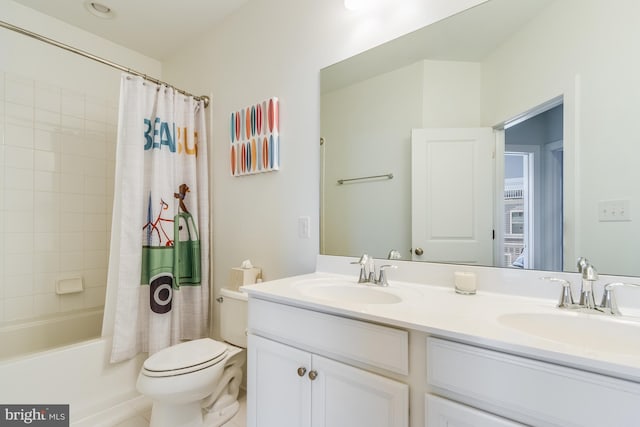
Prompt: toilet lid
<box><xmin>143</xmin><ymin>338</ymin><xmax>227</xmax><ymax>375</ymax></box>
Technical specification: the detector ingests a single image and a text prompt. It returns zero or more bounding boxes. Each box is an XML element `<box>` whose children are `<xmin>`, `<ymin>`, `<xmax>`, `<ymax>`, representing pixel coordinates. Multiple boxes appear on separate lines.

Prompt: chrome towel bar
<box><xmin>337</xmin><ymin>173</ymin><xmax>393</xmax><ymax>185</ymax></box>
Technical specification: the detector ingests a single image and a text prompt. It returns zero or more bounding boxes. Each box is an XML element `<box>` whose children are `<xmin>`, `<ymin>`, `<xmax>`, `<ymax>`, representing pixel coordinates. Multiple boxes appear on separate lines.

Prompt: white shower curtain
<box><xmin>108</xmin><ymin>74</ymin><xmax>209</xmax><ymax>363</ymax></box>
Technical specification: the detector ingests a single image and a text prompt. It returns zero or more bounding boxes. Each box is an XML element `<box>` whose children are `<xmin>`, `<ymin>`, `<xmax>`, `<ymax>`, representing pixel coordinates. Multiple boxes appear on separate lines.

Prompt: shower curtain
<box><xmin>108</xmin><ymin>74</ymin><xmax>209</xmax><ymax>363</ymax></box>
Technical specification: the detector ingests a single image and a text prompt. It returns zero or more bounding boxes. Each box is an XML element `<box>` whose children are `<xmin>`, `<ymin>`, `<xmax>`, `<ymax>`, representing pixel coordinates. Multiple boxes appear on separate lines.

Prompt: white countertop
<box><xmin>242</xmin><ymin>271</ymin><xmax>640</xmax><ymax>383</ymax></box>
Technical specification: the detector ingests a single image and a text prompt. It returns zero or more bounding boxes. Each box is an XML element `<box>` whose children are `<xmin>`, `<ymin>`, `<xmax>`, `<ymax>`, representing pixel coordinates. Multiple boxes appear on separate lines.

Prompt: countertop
<box><xmin>242</xmin><ymin>271</ymin><xmax>640</xmax><ymax>383</ymax></box>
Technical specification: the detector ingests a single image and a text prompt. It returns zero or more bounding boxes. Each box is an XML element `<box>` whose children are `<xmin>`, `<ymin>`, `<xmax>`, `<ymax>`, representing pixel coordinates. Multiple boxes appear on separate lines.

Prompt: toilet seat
<box><xmin>142</xmin><ymin>338</ymin><xmax>228</xmax><ymax>378</ymax></box>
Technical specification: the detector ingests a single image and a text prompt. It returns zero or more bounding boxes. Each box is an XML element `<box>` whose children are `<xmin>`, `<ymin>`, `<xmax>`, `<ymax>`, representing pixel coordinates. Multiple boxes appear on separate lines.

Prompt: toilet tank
<box><xmin>219</xmin><ymin>288</ymin><xmax>248</xmax><ymax>348</ymax></box>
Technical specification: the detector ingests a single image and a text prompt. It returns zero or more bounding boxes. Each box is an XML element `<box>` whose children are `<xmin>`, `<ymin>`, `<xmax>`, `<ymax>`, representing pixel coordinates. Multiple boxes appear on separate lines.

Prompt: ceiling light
<box><xmin>84</xmin><ymin>1</ymin><xmax>114</xmax><ymax>19</ymax></box>
<box><xmin>344</xmin><ymin>0</ymin><xmax>365</xmax><ymax>11</ymax></box>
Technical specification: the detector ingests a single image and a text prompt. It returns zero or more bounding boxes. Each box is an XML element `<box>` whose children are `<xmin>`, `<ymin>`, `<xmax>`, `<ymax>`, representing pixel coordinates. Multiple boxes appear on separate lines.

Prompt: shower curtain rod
<box><xmin>0</xmin><ymin>20</ymin><xmax>210</xmax><ymax>108</ymax></box>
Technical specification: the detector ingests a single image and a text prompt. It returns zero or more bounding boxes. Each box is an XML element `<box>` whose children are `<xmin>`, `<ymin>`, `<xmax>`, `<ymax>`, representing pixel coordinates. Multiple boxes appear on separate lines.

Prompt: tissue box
<box><xmin>230</xmin><ymin>267</ymin><xmax>262</xmax><ymax>290</ymax></box>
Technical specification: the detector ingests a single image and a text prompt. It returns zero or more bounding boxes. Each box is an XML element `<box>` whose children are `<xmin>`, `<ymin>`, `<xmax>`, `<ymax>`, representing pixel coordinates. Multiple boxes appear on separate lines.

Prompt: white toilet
<box><xmin>137</xmin><ymin>288</ymin><xmax>248</xmax><ymax>427</ymax></box>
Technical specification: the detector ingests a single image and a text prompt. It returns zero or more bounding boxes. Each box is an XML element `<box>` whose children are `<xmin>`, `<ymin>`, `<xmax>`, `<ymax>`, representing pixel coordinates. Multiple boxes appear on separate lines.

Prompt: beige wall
<box><xmin>161</xmin><ymin>0</ymin><xmax>486</xmax><ymax>337</ymax></box>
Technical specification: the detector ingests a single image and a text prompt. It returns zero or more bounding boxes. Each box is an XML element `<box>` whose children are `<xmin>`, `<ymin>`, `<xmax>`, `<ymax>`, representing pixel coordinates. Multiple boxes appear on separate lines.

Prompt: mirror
<box><xmin>320</xmin><ymin>0</ymin><xmax>640</xmax><ymax>277</ymax></box>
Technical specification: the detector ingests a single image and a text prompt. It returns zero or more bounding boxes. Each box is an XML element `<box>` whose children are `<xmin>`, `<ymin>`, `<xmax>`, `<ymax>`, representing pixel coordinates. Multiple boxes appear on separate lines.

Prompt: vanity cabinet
<box><xmin>246</xmin><ymin>298</ymin><xmax>409</xmax><ymax>427</ymax></box>
<box><xmin>248</xmin><ymin>334</ymin><xmax>408</xmax><ymax>427</ymax></box>
<box><xmin>426</xmin><ymin>337</ymin><xmax>640</xmax><ymax>427</ymax></box>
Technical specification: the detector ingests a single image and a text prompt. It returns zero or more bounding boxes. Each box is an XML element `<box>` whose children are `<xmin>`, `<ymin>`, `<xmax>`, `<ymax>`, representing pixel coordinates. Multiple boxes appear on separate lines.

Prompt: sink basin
<box><xmin>498</xmin><ymin>312</ymin><xmax>640</xmax><ymax>356</ymax></box>
<box><xmin>303</xmin><ymin>285</ymin><xmax>402</xmax><ymax>304</ymax></box>
<box><xmin>293</xmin><ymin>277</ymin><xmax>406</xmax><ymax>304</ymax></box>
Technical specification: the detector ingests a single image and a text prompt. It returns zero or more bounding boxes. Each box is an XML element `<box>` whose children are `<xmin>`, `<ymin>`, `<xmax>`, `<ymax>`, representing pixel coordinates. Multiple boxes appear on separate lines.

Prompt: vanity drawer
<box><xmin>248</xmin><ymin>298</ymin><xmax>408</xmax><ymax>375</ymax></box>
<box><xmin>426</xmin><ymin>337</ymin><xmax>640</xmax><ymax>427</ymax></box>
<box><xmin>425</xmin><ymin>393</ymin><xmax>524</xmax><ymax>427</ymax></box>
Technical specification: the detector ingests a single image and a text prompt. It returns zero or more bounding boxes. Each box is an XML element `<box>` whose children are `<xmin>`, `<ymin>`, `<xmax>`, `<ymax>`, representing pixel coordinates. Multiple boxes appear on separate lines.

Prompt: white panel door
<box><xmin>247</xmin><ymin>334</ymin><xmax>312</xmax><ymax>427</ymax></box>
<box><xmin>425</xmin><ymin>394</ymin><xmax>524</xmax><ymax>427</ymax></box>
<box><xmin>411</xmin><ymin>128</ymin><xmax>494</xmax><ymax>264</ymax></box>
<box><xmin>311</xmin><ymin>354</ymin><xmax>408</xmax><ymax>427</ymax></box>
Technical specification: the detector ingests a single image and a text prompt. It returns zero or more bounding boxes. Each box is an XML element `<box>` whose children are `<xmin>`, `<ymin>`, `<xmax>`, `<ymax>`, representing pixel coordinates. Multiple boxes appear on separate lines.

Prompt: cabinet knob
<box><xmin>414</xmin><ymin>247</ymin><xmax>424</xmax><ymax>256</ymax></box>
<box><xmin>308</xmin><ymin>370</ymin><xmax>318</xmax><ymax>381</ymax></box>
<box><xmin>297</xmin><ymin>367</ymin><xmax>307</xmax><ymax>377</ymax></box>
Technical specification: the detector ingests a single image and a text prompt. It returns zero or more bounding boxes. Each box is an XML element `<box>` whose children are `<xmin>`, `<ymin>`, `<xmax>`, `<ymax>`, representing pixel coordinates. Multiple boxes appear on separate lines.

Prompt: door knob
<box><xmin>297</xmin><ymin>367</ymin><xmax>307</xmax><ymax>377</ymax></box>
<box><xmin>308</xmin><ymin>370</ymin><xmax>318</xmax><ymax>380</ymax></box>
<box><xmin>414</xmin><ymin>247</ymin><xmax>424</xmax><ymax>256</ymax></box>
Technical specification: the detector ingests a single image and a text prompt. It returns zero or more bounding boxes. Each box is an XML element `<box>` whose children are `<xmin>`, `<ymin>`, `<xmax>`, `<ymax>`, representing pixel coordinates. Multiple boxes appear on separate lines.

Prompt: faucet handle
<box><xmin>387</xmin><ymin>249</ymin><xmax>402</xmax><ymax>260</ymax></box>
<box><xmin>541</xmin><ymin>277</ymin><xmax>575</xmax><ymax>308</ymax></box>
<box><xmin>600</xmin><ymin>282</ymin><xmax>640</xmax><ymax>315</ymax></box>
<box><xmin>377</xmin><ymin>265</ymin><xmax>397</xmax><ymax>287</ymax></box>
<box><xmin>350</xmin><ymin>253</ymin><xmax>369</xmax><ymax>266</ymax></box>
<box><xmin>351</xmin><ymin>254</ymin><xmax>370</xmax><ymax>283</ymax></box>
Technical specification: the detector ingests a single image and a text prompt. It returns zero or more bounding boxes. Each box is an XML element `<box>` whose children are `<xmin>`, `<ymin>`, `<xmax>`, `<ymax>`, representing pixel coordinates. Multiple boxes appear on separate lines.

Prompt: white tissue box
<box><xmin>230</xmin><ymin>267</ymin><xmax>261</xmax><ymax>290</ymax></box>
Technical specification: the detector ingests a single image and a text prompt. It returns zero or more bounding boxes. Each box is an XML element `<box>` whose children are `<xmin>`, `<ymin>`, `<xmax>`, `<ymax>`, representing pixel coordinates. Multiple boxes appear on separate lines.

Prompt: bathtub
<box><xmin>0</xmin><ymin>336</ymin><xmax>148</xmax><ymax>425</ymax></box>
<box><xmin>0</xmin><ymin>308</ymin><xmax>104</xmax><ymax>360</ymax></box>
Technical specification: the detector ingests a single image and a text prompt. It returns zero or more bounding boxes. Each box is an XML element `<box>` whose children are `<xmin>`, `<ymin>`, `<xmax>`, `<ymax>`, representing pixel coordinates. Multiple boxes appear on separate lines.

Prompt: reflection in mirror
<box><xmin>320</xmin><ymin>0</ymin><xmax>640</xmax><ymax>277</ymax></box>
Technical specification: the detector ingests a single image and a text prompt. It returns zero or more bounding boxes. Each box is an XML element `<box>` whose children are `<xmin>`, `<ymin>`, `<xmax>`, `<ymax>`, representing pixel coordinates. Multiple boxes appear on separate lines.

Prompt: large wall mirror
<box><xmin>320</xmin><ymin>0</ymin><xmax>640</xmax><ymax>277</ymax></box>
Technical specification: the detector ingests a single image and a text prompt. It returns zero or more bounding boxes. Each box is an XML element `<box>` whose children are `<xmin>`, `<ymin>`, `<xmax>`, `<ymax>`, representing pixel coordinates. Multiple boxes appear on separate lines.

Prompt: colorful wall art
<box><xmin>230</xmin><ymin>97</ymin><xmax>280</xmax><ymax>176</ymax></box>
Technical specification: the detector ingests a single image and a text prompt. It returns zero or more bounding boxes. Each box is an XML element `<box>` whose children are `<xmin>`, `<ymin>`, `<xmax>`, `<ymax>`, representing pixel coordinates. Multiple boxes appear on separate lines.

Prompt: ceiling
<box><xmin>11</xmin><ymin>0</ymin><xmax>249</xmax><ymax>60</ymax></box>
<box><xmin>321</xmin><ymin>0</ymin><xmax>553</xmax><ymax>93</ymax></box>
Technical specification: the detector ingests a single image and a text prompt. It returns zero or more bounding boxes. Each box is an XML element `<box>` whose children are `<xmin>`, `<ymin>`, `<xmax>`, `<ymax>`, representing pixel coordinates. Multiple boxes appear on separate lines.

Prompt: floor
<box><xmin>113</xmin><ymin>392</ymin><xmax>246</xmax><ymax>427</ymax></box>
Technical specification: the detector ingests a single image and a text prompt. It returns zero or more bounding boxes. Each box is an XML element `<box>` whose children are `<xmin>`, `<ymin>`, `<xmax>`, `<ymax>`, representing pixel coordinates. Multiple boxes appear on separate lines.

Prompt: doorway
<box><xmin>500</xmin><ymin>103</ymin><xmax>564</xmax><ymax>270</ymax></box>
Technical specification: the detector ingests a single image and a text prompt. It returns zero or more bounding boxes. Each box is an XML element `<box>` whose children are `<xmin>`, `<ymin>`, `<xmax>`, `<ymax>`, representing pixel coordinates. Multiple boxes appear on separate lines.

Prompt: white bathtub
<box><xmin>0</xmin><ymin>308</ymin><xmax>104</xmax><ymax>360</ymax></box>
<box><xmin>0</xmin><ymin>336</ymin><xmax>148</xmax><ymax>425</ymax></box>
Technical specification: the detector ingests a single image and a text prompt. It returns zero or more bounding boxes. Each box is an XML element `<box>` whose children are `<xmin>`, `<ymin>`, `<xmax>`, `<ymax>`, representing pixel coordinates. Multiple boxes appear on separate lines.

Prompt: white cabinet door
<box><xmin>426</xmin><ymin>394</ymin><xmax>523</xmax><ymax>427</ymax></box>
<box><xmin>247</xmin><ymin>334</ymin><xmax>312</xmax><ymax>427</ymax></box>
<box><xmin>311</xmin><ymin>354</ymin><xmax>408</xmax><ymax>427</ymax></box>
<box><xmin>249</xmin><ymin>334</ymin><xmax>408</xmax><ymax>427</ymax></box>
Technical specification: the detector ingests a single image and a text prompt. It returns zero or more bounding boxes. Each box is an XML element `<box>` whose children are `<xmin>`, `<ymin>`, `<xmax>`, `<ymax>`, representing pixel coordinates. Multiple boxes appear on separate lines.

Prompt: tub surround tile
<box><xmin>0</xmin><ymin>72</ymin><xmax>116</xmax><ymax>350</ymax></box>
<box><xmin>5</xmin><ymin>75</ymin><xmax>34</xmax><ymax>106</ymax></box>
<box><xmin>35</xmin><ymin>82</ymin><xmax>61</xmax><ymax>113</ymax></box>
<box><xmin>5</xmin><ymin>123</ymin><xmax>33</xmax><ymax>148</ymax></box>
<box><xmin>5</xmin><ymin>102</ymin><xmax>34</xmax><ymax>126</ymax></box>
<box><xmin>3</xmin><ymin>295</ymin><xmax>34</xmax><ymax>321</ymax></box>
<box><xmin>60</xmin><ymin>90</ymin><xmax>84</xmax><ymax>118</ymax></box>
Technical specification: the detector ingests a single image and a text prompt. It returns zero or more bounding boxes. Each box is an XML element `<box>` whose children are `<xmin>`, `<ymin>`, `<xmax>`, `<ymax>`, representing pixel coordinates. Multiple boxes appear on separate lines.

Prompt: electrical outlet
<box><xmin>598</xmin><ymin>200</ymin><xmax>631</xmax><ymax>222</ymax></box>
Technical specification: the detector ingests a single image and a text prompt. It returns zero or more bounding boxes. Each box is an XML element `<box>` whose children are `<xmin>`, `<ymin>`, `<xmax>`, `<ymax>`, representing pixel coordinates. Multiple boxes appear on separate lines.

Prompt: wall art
<box><xmin>230</xmin><ymin>97</ymin><xmax>280</xmax><ymax>176</ymax></box>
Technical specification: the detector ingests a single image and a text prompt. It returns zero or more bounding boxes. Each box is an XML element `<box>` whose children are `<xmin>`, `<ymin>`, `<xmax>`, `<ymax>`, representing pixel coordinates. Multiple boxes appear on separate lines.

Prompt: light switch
<box><xmin>598</xmin><ymin>200</ymin><xmax>631</xmax><ymax>222</ymax></box>
<box><xmin>298</xmin><ymin>216</ymin><xmax>311</xmax><ymax>239</ymax></box>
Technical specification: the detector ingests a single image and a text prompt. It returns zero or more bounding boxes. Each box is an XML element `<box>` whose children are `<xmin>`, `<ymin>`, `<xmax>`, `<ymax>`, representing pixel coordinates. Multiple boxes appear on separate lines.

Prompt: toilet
<box><xmin>137</xmin><ymin>288</ymin><xmax>248</xmax><ymax>427</ymax></box>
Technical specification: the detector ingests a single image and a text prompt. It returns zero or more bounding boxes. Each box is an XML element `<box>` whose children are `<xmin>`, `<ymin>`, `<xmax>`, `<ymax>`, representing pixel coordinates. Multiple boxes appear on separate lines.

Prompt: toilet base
<box><xmin>204</xmin><ymin>400</ymin><xmax>239</xmax><ymax>427</ymax></box>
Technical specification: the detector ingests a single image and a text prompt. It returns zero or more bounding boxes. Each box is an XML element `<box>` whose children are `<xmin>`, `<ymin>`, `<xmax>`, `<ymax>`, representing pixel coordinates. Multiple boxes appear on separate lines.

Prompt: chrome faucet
<box><xmin>577</xmin><ymin>257</ymin><xmax>598</xmax><ymax>309</ymax></box>
<box><xmin>351</xmin><ymin>254</ymin><xmax>397</xmax><ymax>286</ymax></box>
<box><xmin>543</xmin><ymin>257</ymin><xmax>640</xmax><ymax>315</ymax></box>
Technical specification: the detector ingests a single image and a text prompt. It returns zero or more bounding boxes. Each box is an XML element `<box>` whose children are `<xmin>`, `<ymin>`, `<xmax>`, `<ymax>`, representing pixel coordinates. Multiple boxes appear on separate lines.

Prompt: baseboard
<box><xmin>71</xmin><ymin>394</ymin><xmax>151</xmax><ymax>427</ymax></box>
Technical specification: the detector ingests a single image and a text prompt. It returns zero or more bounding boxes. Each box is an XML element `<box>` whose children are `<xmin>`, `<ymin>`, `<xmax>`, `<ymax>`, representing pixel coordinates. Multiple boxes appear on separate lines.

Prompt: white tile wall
<box><xmin>0</xmin><ymin>70</ymin><xmax>117</xmax><ymax>323</ymax></box>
